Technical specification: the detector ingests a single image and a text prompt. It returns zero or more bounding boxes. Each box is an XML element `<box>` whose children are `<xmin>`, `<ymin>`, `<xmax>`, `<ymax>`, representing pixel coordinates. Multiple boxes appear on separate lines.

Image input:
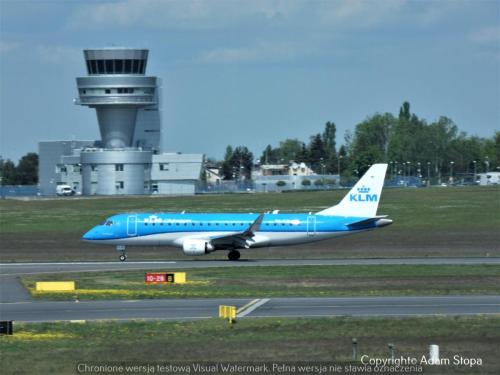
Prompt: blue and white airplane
<box><xmin>82</xmin><ymin>164</ymin><xmax>392</xmax><ymax>261</ymax></box>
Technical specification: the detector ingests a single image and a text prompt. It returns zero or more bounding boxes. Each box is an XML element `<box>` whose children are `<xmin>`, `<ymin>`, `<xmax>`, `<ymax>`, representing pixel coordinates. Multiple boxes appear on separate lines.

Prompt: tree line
<box><xmin>0</xmin><ymin>153</ymin><xmax>38</xmax><ymax>185</ymax></box>
<box><xmin>220</xmin><ymin>102</ymin><xmax>498</xmax><ymax>182</ymax></box>
<box><xmin>2</xmin><ymin>102</ymin><xmax>498</xmax><ymax>184</ymax></box>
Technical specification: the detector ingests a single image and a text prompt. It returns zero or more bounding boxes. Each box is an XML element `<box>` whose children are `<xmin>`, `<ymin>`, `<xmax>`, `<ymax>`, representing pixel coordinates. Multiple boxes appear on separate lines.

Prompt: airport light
<box><xmin>352</xmin><ymin>338</ymin><xmax>358</xmax><ymax>360</ymax></box>
<box><xmin>473</xmin><ymin>160</ymin><xmax>477</xmax><ymax>182</ymax></box>
<box><xmin>427</xmin><ymin>162</ymin><xmax>431</xmax><ymax>186</ymax></box>
<box><xmin>388</xmin><ymin>343</ymin><xmax>395</xmax><ymax>360</ymax></box>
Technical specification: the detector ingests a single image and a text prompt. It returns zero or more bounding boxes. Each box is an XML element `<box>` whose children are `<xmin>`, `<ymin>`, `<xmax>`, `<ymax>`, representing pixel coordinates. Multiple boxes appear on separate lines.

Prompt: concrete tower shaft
<box><xmin>75</xmin><ymin>48</ymin><xmax>158</xmax><ymax>148</ymax></box>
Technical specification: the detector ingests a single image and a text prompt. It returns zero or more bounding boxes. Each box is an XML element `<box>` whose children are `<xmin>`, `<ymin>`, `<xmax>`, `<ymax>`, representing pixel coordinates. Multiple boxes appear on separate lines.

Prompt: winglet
<box><xmin>317</xmin><ymin>164</ymin><xmax>388</xmax><ymax>217</ymax></box>
<box><xmin>243</xmin><ymin>213</ymin><xmax>265</xmax><ymax>236</ymax></box>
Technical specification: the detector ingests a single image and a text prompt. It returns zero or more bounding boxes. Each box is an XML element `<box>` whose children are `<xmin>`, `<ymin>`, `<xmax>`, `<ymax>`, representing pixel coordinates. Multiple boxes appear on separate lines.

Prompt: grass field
<box><xmin>0</xmin><ymin>186</ymin><xmax>499</xmax><ymax>261</ymax></box>
<box><xmin>22</xmin><ymin>264</ymin><xmax>500</xmax><ymax>300</ymax></box>
<box><xmin>1</xmin><ymin>316</ymin><xmax>499</xmax><ymax>374</ymax></box>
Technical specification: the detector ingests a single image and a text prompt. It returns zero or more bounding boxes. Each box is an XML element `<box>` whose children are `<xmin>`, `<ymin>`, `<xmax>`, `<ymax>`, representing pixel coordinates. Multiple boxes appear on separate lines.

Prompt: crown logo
<box><xmin>357</xmin><ymin>186</ymin><xmax>370</xmax><ymax>193</ymax></box>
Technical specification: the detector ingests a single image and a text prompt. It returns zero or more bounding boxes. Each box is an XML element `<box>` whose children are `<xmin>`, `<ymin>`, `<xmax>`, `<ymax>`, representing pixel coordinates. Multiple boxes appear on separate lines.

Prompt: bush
<box><xmin>301</xmin><ymin>179</ymin><xmax>311</xmax><ymax>186</ymax></box>
<box><xmin>276</xmin><ymin>181</ymin><xmax>286</xmax><ymax>187</ymax></box>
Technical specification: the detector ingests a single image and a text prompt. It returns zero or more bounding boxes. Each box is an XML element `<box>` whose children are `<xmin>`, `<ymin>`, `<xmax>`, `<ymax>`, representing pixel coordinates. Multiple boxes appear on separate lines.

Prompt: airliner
<box><xmin>82</xmin><ymin>164</ymin><xmax>392</xmax><ymax>261</ymax></box>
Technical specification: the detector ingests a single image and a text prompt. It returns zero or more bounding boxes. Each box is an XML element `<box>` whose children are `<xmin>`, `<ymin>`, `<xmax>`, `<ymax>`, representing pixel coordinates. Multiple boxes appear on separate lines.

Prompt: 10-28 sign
<box><xmin>145</xmin><ymin>273</ymin><xmax>169</xmax><ymax>283</ymax></box>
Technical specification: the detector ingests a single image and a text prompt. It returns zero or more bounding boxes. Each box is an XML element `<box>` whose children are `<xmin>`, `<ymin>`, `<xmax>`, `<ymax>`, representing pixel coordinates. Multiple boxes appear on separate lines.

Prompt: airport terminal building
<box><xmin>39</xmin><ymin>48</ymin><xmax>202</xmax><ymax>196</ymax></box>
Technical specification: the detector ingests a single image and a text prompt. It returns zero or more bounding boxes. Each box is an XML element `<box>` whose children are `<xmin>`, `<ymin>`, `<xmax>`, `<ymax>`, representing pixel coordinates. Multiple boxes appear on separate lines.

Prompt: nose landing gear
<box><xmin>117</xmin><ymin>245</ymin><xmax>127</xmax><ymax>262</ymax></box>
<box><xmin>228</xmin><ymin>250</ymin><xmax>240</xmax><ymax>261</ymax></box>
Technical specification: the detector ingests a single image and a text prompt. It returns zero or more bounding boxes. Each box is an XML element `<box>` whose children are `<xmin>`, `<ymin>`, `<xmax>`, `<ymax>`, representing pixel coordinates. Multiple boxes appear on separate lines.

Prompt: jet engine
<box><xmin>182</xmin><ymin>239</ymin><xmax>215</xmax><ymax>256</ymax></box>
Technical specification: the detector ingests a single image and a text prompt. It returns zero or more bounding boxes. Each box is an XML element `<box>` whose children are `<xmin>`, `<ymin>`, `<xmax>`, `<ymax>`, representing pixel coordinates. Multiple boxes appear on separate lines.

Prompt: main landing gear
<box><xmin>117</xmin><ymin>245</ymin><xmax>127</xmax><ymax>262</ymax></box>
<box><xmin>228</xmin><ymin>250</ymin><xmax>240</xmax><ymax>261</ymax></box>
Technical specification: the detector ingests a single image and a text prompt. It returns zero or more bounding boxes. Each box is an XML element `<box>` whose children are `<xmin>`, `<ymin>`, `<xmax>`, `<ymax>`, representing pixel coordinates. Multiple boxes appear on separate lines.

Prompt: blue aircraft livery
<box><xmin>83</xmin><ymin>164</ymin><xmax>392</xmax><ymax>261</ymax></box>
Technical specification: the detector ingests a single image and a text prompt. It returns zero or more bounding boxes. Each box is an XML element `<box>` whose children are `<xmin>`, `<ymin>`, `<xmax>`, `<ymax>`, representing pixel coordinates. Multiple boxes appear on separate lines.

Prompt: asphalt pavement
<box><xmin>1</xmin><ymin>296</ymin><xmax>498</xmax><ymax>322</ymax></box>
<box><xmin>2</xmin><ymin>257</ymin><xmax>499</xmax><ymax>277</ymax></box>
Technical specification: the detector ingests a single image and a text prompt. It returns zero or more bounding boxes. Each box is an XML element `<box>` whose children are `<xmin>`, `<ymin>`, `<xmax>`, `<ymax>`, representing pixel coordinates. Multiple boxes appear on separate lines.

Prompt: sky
<box><xmin>0</xmin><ymin>0</ymin><xmax>499</xmax><ymax>163</ymax></box>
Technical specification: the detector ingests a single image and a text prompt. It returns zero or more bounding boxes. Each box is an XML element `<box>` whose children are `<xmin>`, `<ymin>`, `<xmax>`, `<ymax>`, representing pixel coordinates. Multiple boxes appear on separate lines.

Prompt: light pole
<box><xmin>485</xmin><ymin>156</ymin><xmax>490</xmax><ymax>172</ymax></box>
<box><xmin>473</xmin><ymin>160</ymin><xmax>477</xmax><ymax>183</ymax></box>
<box><xmin>427</xmin><ymin>162</ymin><xmax>431</xmax><ymax>187</ymax></box>
<box><xmin>338</xmin><ymin>155</ymin><xmax>343</xmax><ymax>182</ymax></box>
<box><xmin>450</xmin><ymin>161</ymin><xmax>454</xmax><ymax>184</ymax></box>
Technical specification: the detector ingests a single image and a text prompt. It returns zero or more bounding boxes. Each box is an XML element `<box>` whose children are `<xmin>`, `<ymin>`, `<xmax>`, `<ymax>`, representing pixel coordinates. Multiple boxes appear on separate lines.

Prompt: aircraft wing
<box><xmin>208</xmin><ymin>213</ymin><xmax>264</xmax><ymax>249</ymax></box>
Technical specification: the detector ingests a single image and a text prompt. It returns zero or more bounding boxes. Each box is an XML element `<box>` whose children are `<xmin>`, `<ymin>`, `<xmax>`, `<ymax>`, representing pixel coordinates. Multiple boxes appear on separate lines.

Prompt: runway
<box><xmin>2</xmin><ymin>257</ymin><xmax>499</xmax><ymax>276</ymax></box>
<box><xmin>1</xmin><ymin>296</ymin><xmax>498</xmax><ymax>322</ymax></box>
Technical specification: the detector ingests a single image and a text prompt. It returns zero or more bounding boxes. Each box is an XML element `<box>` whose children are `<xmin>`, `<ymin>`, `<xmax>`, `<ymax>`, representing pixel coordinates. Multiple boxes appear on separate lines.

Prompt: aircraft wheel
<box><xmin>228</xmin><ymin>250</ymin><xmax>240</xmax><ymax>261</ymax></box>
<box><xmin>119</xmin><ymin>254</ymin><xmax>127</xmax><ymax>262</ymax></box>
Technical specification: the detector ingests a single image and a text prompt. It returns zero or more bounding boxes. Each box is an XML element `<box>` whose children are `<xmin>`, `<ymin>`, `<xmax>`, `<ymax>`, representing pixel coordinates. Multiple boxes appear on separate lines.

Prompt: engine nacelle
<box><xmin>182</xmin><ymin>239</ymin><xmax>215</xmax><ymax>256</ymax></box>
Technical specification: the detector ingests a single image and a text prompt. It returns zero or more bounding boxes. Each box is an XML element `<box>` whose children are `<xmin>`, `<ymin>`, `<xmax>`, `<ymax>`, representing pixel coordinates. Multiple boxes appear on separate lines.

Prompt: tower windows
<box><xmin>105</xmin><ymin>60</ymin><xmax>113</xmax><ymax>74</ymax></box>
<box><xmin>115</xmin><ymin>164</ymin><xmax>124</xmax><ymax>171</ymax></box>
<box><xmin>97</xmin><ymin>60</ymin><xmax>105</xmax><ymax>74</ymax></box>
<box><xmin>115</xmin><ymin>59</ymin><xmax>123</xmax><ymax>73</ymax></box>
<box><xmin>124</xmin><ymin>59</ymin><xmax>132</xmax><ymax>73</ymax></box>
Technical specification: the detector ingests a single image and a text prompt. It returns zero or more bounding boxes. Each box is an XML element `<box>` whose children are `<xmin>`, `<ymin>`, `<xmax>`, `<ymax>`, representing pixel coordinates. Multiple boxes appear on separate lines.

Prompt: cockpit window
<box><xmin>103</xmin><ymin>220</ymin><xmax>113</xmax><ymax>226</ymax></box>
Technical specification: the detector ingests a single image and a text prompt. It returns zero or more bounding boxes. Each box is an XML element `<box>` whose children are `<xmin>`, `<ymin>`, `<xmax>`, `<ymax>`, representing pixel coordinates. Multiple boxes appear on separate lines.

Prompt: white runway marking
<box><xmin>237</xmin><ymin>298</ymin><xmax>270</xmax><ymax>317</ymax></box>
<box><xmin>0</xmin><ymin>261</ymin><xmax>177</xmax><ymax>266</ymax></box>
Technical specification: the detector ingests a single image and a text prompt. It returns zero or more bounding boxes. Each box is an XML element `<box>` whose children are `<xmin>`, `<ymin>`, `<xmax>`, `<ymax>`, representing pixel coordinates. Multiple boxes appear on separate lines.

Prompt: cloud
<box><xmin>469</xmin><ymin>26</ymin><xmax>500</xmax><ymax>45</ymax></box>
<box><xmin>317</xmin><ymin>0</ymin><xmax>405</xmax><ymax>29</ymax></box>
<box><xmin>35</xmin><ymin>45</ymin><xmax>82</xmax><ymax>65</ymax></box>
<box><xmin>0</xmin><ymin>41</ymin><xmax>20</xmax><ymax>54</ymax></box>
<box><xmin>68</xmin><ymin>0</ymin><xmax>297</xmax><ymax>30</ymax></box>
<box><xmin>199</xmin><ymin>41</ymin><xmax>300</xmax><ymax>64</ymax></box>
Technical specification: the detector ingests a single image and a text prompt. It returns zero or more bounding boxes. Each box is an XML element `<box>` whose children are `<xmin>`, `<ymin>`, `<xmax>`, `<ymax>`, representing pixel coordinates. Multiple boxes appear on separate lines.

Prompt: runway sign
<box><xmin>219</xmin><ymin>305</ymin><xmax>236</xmax><ymax>322</ymax></box>
<box><xmin>145</xmin><ymin>272</ymin><xmax>186</xmax><ymax>284</ymax></box>
<box><xmin>0</xmin><ymin>321</ymin><xmax>13</xmax><ymax>335</ymax></box>
<box><xmin>36</xmin><ymin>281</ymin><xmax>75</xmax><ymax>291</ymax></box>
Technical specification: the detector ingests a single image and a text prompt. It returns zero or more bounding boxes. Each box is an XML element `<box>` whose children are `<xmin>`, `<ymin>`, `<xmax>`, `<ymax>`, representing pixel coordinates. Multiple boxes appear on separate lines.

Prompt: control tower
<box><xmin>75</xmin><ymin>48</ymin><xmax>157</xmax><ymax>195</ymax></box>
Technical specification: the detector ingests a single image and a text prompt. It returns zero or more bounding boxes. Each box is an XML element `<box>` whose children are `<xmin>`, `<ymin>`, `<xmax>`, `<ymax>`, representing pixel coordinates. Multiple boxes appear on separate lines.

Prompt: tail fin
<box><xmin>317</xmin><ymin>163</ymin><xmax>388</xmax><ymax>217</ymax></box>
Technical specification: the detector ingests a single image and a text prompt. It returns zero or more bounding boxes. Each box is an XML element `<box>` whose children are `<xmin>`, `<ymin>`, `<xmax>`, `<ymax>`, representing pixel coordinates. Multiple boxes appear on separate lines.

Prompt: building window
<box><xmin>117</xmin><ymin>88</ymin><xmax>134</xmax><ymax>94</ymax></box>
<box><xmin>105</xmin><ymin>89</ymin><xmax>111</xmax><ymax>94</ymax></box>
<box><xmin>116</xmin><ymin>181</ymin><xmax>124</xmax><ymax>189</ymax></box>
<box><xmin>159</xmin><ymin>163</ymin><xmax>169</xmax><ymax>171</ymax></box>
<box><xmin>91</xmin><ymin>165</ymin><xmax>98</xmax><ymax>172</ymax></box>
<box><xmin>132</xmin><ymin>59</ymin><xmax>139</xmax><ymax>73</ymax></box>
<box><xmin>105</xmin><ymin>60</ymin><xmax>113</xmax><ymax>74</ymax></box>
<box><xmin>124</xmin><ymin>59</ymin><xmax>132</xmax><ymax>73</ymax></box>
<box><xmin>115</xmin><ymin>164</ymin><xmax>124</xmax><ymax>171</ymax></box>
<box><xmin>114</xmin><ymin>59</ymin><xmax>123</xmax><ymax>73</ymax></box>
<box><xmin>97</xmin><ymin>60</ymin><xmax>105</xmax><ymax>74</ymax></box>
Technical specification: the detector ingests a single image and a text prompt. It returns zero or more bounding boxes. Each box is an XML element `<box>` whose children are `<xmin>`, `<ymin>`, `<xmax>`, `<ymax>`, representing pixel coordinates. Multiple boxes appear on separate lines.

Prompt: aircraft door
<box><xmin>127</xmin><ymin>215</ymin><xmax>137</xmax><ymax>236</ymax></box>
<box><xmin>306</xmin><ymin>215</ymin><xmax>316</xmax><ymax>236</ymax></box>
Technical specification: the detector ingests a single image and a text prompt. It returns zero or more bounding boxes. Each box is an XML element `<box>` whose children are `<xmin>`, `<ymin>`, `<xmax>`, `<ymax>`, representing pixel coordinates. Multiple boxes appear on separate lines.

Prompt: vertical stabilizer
<box><xmin>317</xmin><ymin>164</ymin><xmax>388</xmax><ymax>217</ymax></box>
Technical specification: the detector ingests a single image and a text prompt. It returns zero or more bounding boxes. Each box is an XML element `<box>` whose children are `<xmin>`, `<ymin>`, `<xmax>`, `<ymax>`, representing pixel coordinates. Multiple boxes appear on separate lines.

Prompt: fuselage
<box><xmin>82</xmin><ymin>164</ymin><xmax>393</xmax><ymax>261</ymax></box>
<box><xmin>82</xmin><ymin>212</ymin><xmax>387</xmax><ymax>248</ymax></box>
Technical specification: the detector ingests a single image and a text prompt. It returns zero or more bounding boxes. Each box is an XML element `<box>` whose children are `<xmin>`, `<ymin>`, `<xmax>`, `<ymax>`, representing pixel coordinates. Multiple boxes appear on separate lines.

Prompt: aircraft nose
<box><xmin>82</xmin><ymin>228</ymin><xmax>98</xmax><ymax>241</ymax></box>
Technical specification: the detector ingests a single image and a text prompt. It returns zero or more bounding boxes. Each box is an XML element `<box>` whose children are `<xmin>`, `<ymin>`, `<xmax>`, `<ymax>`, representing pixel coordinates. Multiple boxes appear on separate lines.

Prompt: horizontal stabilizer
<box><xmin>347</xmin><ymin>215</ymin><xmax>392</xmax><ymax>228</ymax></box>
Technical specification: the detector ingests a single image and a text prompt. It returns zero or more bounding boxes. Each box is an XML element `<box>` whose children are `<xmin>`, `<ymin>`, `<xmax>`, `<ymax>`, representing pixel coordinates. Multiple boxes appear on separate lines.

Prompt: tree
<box><xmin>308</xmin><ymin>134</ymin><xmax>326</xmax><ymax>172</ymax></box>
<box><xmin>222</xmin><ymin>145</ymin><xmax>253</xmax><ymax>180</ymax></box>
<box><xmin>16</xmin><ymin>152</ymin><xmax>38</xmax><ymax>185</ymax></box>
<box><xmin>278</xmin><ymin>139</ymin><xmax>304</xmax><ymax>163</ymax></box>
<box><xmin>221</xmin><ymin>146</ymin><xmax>234</xmax><ymax>180</ymax></box>
<box><xmin>0</xmin><ymin>159</ymin><xmax>18</xmax><ymax>185</ymax></box>
<box><xmin>322</xmin><ymin>121</ymin><xmax>337</xmax><ymax>174</ymax></box>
